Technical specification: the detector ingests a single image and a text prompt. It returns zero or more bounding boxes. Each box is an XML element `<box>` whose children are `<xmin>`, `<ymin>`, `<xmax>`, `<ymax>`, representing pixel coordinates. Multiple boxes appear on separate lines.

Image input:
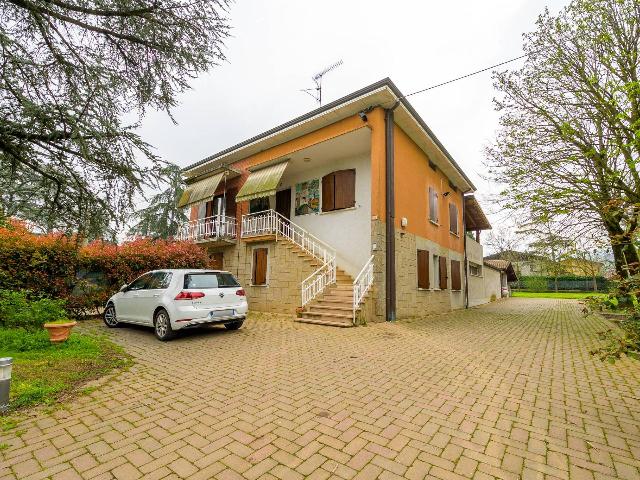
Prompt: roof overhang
<box><xmin>183</xmin><ymin>78</ymin><xmax>475</xmax><ymax>192</ymax></box>
<box><xmin>464</xmin><ymin>195</ymin><xmax>492</xmax><ymax>231</ymax></box>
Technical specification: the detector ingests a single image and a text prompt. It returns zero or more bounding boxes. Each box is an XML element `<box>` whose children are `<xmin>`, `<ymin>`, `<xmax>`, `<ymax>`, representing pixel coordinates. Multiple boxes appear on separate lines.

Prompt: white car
<box><xmin>103</xmin><ymin>269</ymin><xmax>248</xmax><ymax>341</ymax></box>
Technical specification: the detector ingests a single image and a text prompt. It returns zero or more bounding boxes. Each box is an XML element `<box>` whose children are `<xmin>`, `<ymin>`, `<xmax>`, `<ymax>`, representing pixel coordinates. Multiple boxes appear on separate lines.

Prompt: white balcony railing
<box><xmin>177</xmin><ymin>215</ymin><xmax>237</xmax><ymax>242</ymax></box>
<box><xmin>241</xmin><ymin>210</ymin><xmax>337</xmax><ymax>307</ymax></box>
<box><xmin>353</xmin><ymin>255</ymin><xmax>374</xmax><ymax>322</ymax></box>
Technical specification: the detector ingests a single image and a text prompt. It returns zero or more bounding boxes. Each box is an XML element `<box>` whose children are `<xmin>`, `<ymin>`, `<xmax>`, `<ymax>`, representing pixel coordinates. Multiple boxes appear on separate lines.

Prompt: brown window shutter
<box><xmin>205</xmin><ymin>199</ymin><xmax>215</xmax><ymax>218</ymax></box>
<box><xmin>417</xmin><ymin>250</ymin><xmax>430</xmax><ymax>289</ymax></box>
<box><xmin>322</xmin><ymin>173</ymin><xmax>335</xmax><ymax>212</ymax></box>
<box><xmin>451</xmin><ymin>260</ymin><xmax>461</xmax><ymax>290</ymax></box>
<box><xmin>334</xmin><ymin>169</ymin><xmax>356</xmax><ymax>209</ymax></box>
<box><xmin>439</xmin><ymin>256</ymin><xmax>448</xmax><ymax>290</ymax></box>
<box><xmin>449</xmin><ymin>203</ymin><xmax>458</xmax><ymax>234</ymax></box>
<box><xmin>253</xmin><ymin>248</ymin><xmax>268</xmax><ymax>285</ymax></box>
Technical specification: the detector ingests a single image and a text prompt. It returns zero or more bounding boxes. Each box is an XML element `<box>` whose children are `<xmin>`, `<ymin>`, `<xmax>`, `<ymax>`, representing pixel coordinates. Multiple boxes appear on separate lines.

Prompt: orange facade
<box><xmin>191</xmin><ymin>107</ymin><xmax>466</xmax><ymax>254</ymax></box>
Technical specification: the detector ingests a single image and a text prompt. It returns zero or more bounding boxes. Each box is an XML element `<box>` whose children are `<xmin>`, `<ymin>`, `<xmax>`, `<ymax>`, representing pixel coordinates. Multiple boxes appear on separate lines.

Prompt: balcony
<box><xmin>240</xmin><ymin>210</ymin><xmax>279</xmax><ymax>242</ymax></box>
<box><xmin>177</xmin><ymin>215</ymin><xmax>237</xmax><ymax>244</ymax></box>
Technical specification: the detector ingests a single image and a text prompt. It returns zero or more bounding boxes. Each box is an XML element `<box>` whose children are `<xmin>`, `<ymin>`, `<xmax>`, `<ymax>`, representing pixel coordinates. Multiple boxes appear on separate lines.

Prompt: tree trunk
<box><xmin>604</xmin><ymin>216</ymin><xmax>639</xmax><ymax>278</ymax></box>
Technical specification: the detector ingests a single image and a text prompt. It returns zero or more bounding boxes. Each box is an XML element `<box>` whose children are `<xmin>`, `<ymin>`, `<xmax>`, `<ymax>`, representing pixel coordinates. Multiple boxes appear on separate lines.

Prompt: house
<box><xmin>176</xmin><ymin>78</ymin><xmax>504</xmax><ymax>326</ymax></box>
<box><xmin>484</xmin><ymin>250</ymin><xmax>604</xmax><ymax>278</ymax></box>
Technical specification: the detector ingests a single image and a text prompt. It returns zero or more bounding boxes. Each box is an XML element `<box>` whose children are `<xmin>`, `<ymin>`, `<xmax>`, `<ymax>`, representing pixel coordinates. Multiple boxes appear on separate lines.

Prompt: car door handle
<box><xmin>133</xmin><ymin>293</ymin><xmax>140</xmax><ymax>297</ymax></box>
<box><xmin>153</xmin><ymin>294</ymin><xmax>161</xmax><ymax>297</ymax></box>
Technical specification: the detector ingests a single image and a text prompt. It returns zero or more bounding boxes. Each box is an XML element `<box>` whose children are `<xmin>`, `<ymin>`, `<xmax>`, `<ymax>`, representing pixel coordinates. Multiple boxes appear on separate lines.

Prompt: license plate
<box><xmin>210</xmin><ymin>309</ymin><xmax>234</xmax><ymax>318</ymax></box>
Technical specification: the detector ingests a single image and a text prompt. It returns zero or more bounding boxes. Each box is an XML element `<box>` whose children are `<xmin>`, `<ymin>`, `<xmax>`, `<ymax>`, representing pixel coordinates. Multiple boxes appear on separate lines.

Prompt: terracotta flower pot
<box><xmin>43</xmin><ymin>321</ymin><xmax>77</xmax><ymax>343</ymax></box>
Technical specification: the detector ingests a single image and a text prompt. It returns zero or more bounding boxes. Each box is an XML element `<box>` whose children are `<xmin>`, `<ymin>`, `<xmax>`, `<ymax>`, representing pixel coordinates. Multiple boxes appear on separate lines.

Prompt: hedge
<box><xmin>0</xmin><ymin>221</ymin><xmax>213</xmax><ymax>316</ymax></box>
<box><xmin>510</xmin><ymin>275</ymin><xmax>610</xmax><ymax>292</ymax></box>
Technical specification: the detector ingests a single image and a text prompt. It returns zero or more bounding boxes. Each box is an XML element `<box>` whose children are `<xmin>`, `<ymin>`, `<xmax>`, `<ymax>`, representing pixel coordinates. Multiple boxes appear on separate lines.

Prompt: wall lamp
<box><xmin>442</xmin><ymin>191</ymin><xmax>451</xmax><ymax>197</ymax></box>
<box><xmin>358</xmin><ymin>111</ymin><xmax>368</xmax><ymax>122</ymax></box>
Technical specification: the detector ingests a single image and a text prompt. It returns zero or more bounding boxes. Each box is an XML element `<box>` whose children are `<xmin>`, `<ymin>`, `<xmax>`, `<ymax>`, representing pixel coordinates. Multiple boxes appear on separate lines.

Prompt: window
<box><xmin>322</xmin><ymin>169</ymin><xmax>355</xmax><ymax>212</ymax></box>
<box><xmin>439</xmin><ymin>256</ymin><xmax>448</xmax><ymax>290</ymax></box>
<box><xmin>469</xmin><ymin>262</ymin><xmax>482</xmax><ymax>277</ymax></box>
<box><xmin>449</xmin><ymin>202</ymin><xmax>459</xmax><ymax>236</ymax></box>
<box><xmin>183</xmin><ymin>272</ymin><xmax>240</xmax><ymax>289</ymax></box>
<box><xmin>127</xmin><ymin>273</ymin><xmax>153</xmax><ymax>291</ymax></box>
<box><xmin>249</xmin><ymin>197</ymin><xmax>270</xmax><ymax>214</ymax></box>
<box><xmin>148</xmin><ymin>272</ymin><xmax>173</xmax><ymax>289</ymax></box>
<box><xmin>451</xmin><ymin>260</ymin><xmax>462</xmax><ymax>291</ymax></box>
<box><xmin>428</xmin><ymin>187</ymin><xmax>438</xmax><ymax>223</ymax></box>
<box><xmin>252</xmin><ymin>248</ymin><xmax>268</xmax><ymax>285</ymax></box>
<box><xmin>417</xmin><ymin>250</ymin><xmax>430</xmax><ymax>289</ymax></box>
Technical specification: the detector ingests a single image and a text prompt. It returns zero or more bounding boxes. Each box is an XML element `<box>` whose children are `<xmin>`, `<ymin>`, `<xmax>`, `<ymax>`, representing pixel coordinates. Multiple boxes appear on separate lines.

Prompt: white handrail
<box><xmin>353</xmin><ymin>255</ymin><xmax>374</xmax><ymax>323</ymax></box>
<box><xmin>177</xmin><ymin>215</ymin><xmax>237</xmax><ymax>242</ymax></box>
<box><xmin>240</xmin><ymin>209</ymin><xmax>337</xmax><ymax>307</ymax></box>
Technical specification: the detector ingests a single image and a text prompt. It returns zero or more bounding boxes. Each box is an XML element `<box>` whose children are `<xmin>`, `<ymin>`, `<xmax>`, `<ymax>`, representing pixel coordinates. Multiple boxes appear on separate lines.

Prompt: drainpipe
<box><xmin>462</xmin><ymin>193</ymin><xmax>469</xmax><ymax>309</ymax></box>
<box><xmin>385</xmin><ymin>103</ymin><xmax>399</xmax><ymax>322</ymax></box>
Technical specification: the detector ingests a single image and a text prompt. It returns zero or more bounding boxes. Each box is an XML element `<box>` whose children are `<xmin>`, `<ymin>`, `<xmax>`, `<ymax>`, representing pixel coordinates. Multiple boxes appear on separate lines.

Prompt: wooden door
<box><xmin>276</xmin><ymin>188</ymin><xmax>291</xmax><ymax>220</ymax></box>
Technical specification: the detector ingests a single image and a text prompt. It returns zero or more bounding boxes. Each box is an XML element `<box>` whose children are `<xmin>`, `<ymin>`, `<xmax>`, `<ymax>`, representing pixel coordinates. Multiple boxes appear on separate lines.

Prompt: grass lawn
<box><xmin>512</xmin><ymin>291</ymin><xmax>607</xmax><ymax>300</ymax></box>
<box><xmin>0</xmin><ymin>328</ymin><xmax>130</xmax><ymax>412</ymax></box>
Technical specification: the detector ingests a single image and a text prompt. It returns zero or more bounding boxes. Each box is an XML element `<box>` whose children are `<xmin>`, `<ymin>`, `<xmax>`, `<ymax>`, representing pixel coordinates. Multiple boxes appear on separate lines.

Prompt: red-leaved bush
<box><xmin>0</xmin><ymin>222</ymin><xmax>213</xmax><ymax>317</ymax></box>
<box><xmin>0</xmin><ymin>220</ymin><xmax>77</xmax><ymax>299</ymax></box>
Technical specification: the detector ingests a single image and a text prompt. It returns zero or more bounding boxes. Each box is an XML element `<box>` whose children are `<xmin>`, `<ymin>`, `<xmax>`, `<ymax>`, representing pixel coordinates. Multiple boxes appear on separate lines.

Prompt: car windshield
<box><xmin>183</xmin><ymin>272</ymin><xmax>240</xmax><ymax>289</ymax></box>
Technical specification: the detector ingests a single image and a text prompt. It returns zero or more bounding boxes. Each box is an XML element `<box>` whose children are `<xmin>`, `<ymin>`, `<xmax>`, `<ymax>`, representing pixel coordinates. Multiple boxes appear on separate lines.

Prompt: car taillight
<box><xmin>174</xmin><ymin>291</ymin><xmax>205</xmax><ymax>300</ymax></box>
<box><xmin>236</xmin><ymin>289</ymin><xmax>246</xmax><ymax>297</ymax></box>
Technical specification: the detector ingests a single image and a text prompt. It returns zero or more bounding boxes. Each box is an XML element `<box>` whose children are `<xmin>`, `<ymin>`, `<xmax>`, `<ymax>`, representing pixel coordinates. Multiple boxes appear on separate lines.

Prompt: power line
<box><xmin>401</xmin><ymin>54</ymin><xmax>527</xmax><ymax>99</ymax></box>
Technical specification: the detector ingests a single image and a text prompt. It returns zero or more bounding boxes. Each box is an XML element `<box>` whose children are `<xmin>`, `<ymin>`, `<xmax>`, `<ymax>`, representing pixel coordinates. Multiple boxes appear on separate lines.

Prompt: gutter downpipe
<box><xmin>385</xmin><ymin>102</ymin><xmax>400</xmax><ymax>322</ymax></box>
<box><xmin>462</xmin><ymin>193</ymin><xmax>469</xmax><ymax>309</ymax></box>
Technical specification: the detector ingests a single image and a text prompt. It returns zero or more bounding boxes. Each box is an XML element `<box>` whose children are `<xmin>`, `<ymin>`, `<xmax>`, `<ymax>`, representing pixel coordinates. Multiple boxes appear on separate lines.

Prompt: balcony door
<box><xmin>276</xmin><ymin>188</ymin><xmax>291</xmax><ymax>220</ymax></box>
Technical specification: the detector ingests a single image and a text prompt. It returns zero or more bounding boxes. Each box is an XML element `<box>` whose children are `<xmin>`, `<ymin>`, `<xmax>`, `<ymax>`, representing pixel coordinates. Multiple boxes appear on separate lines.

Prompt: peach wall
<box><xmin>392</xmin><ymin>124</ymin><xmax>465</xmax><ymax>254</ymax></box>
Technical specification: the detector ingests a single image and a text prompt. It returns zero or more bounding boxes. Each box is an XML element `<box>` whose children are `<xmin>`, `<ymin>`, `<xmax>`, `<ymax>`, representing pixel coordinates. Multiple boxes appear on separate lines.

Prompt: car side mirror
<box><xmin>119</xmin><ymin>284</ymin><xmax>128</xmax><ymax>292</ymax></box>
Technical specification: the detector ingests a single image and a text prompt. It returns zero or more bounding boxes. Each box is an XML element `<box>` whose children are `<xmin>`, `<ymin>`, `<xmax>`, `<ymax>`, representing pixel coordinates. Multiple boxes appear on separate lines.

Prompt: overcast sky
<box><xmin>137</xmin><ymin>0</ymin><xmax>569</xmax><ymax>231</ymax></box>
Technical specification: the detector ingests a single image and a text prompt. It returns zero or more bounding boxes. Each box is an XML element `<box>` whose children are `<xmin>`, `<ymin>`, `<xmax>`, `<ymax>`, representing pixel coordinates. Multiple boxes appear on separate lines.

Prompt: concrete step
<box><xmin>307</xmin><ymin>305</ymin><xmax>354</xmax><ymax>314</ymax></box>
<box><xmin>296</xmin><ymin>316</ymin><xmax>354</xmax><ymax>328</ymax></box>
<box><xmin>315</xmin><ymin>299</ymin><xmax>353</xmax><ymax>307</ymax></box>
<box><xmin>303</xmin><ymin>310</ymin><xmax>353</xmax><ymax>321</ymax></box>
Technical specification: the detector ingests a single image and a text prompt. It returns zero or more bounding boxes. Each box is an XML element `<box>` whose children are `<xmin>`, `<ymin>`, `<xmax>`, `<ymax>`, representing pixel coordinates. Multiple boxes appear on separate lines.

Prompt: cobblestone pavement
<box><xmin>2</xmin><ymin>298</ymin><xmax>640</xmax><ymax>480</ymax></box>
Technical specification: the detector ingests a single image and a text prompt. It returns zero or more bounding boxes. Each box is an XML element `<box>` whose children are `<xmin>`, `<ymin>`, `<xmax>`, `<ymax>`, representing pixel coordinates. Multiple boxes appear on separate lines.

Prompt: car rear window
<box><xmin>183</xmin><ymin>272</ymin><xmax>240</xmax><ymax>289</ymax></box>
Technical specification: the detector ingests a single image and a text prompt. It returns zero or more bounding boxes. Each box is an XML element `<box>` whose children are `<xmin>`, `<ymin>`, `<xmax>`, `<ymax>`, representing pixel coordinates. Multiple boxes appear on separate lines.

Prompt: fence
<box><xmin>510</xmin><ymin>275</ymin><xmax>610</xmax><ymax>292</ymax></box>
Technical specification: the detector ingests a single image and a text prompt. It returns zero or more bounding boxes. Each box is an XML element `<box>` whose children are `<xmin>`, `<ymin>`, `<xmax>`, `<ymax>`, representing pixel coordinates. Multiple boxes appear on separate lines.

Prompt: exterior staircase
<box><xmin>242</xmin><ymin>210</ymin><xmax>373</xmax><ymax>328</ymax></box>
<box><xmin>281</xmin><ymin>242</ymin><xmax>356</xmax><ymax>327</ymax></box>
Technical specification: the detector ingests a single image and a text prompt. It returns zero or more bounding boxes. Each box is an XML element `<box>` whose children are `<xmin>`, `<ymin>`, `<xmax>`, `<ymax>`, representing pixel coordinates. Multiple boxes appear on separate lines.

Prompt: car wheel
<box><xmin>224</xmin><ymin>320</ymin><xmax>244</xmax><ymax>330</ymax></box>
<box><xmin>154</xmin><ymin>308</ymin><xmax>175</xmax><ymax>341</ymax></box>
<box><xmin>103</xmin><ymin>303</ymin><xmax>120</xmax><ymax>328</ymax></box>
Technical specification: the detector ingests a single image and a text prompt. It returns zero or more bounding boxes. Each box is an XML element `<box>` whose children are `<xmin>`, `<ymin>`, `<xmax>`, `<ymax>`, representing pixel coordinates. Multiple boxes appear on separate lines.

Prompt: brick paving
<box><xmin>2</xmin><ymin>298</ymin><xmax>640</xmax><ymax>479</ymax></box>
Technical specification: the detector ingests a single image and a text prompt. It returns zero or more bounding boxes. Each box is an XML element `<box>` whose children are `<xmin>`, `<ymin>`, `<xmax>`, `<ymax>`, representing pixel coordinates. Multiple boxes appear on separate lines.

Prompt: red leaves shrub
<box><xmin>0</xmin><ymin>220</ymin><xmax>77</xmax><ymax>298</ymax></box>
<box><xmin>80</xmin><ymin>237</ymin><xmax>211</xmax><ymax>288</ymax></box>
<box><xmin>0</xmin><ymin>223</ymin><xmax>213</xmax><ymax>316</ymax></box>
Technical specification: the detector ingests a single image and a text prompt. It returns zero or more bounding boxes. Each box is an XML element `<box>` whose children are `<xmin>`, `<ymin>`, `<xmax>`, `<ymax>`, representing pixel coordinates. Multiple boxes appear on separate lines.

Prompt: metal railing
<box><xmin>241</xmin><ymin>209</ymin><xmax>337</xmax><ymax>307</ymax></box>
<box><xmin>353</xmin><ymin>255</ymin><xmax>374</xmax><ymax>322</ymax></box>
<box><xmin>177</xmin><ymin>215</ymin><xmax>237</xmax><ymax>242</ymax></box>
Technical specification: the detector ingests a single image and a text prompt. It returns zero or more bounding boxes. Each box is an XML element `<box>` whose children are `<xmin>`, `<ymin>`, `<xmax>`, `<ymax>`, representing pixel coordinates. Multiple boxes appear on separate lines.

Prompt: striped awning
<box><xmin>235</xmin><ymin>161</ymin><xmax>289</xmax><ymax>202</ymax></box>
<box><xmin>177</xmin><ymin>172</ymin><xmax>224</xmax><ymax>208</ymax></box>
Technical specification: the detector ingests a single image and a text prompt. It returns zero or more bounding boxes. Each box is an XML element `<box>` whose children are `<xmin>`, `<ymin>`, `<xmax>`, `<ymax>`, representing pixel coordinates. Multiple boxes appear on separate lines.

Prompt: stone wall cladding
<box><xmin>372</xmin><ymin>219</ymin><xmax>466</xmax><ymax>321</ymax></box>
<box><xmin>208</xmin><ymin>239</ymin><xmax>317</xmax><ymax>315</ymax></box>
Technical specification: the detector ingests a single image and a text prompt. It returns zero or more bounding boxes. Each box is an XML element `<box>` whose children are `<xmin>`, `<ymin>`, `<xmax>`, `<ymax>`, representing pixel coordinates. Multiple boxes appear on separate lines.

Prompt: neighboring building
<box><xmin>483</xmin><ymin>259</ymin><xmax>518</xmax><ymax>298</ymax></box>
<box><xmin>176</xmin><ymin>78</ymin><xmax>505</xmax><ymax>326</ymax></box>
<box><xmin>485</xmin><ymin>250</ymin><xmax>604</xmax><ymax>277</ymax></box>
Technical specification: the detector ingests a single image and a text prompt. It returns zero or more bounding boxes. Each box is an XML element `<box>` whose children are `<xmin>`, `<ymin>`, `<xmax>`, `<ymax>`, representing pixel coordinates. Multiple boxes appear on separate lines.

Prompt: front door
<box><xmin>276</xmin><ymin>188</ymin><xmax>291</xmax><ymax>220</ymax></box>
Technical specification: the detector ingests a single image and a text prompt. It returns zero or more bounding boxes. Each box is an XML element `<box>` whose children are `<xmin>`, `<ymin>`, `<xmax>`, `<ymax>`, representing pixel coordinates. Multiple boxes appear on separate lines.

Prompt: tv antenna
<box><xmin>301</xmin><ymin>60</ymin><xmax>343</xmax><ymax>106</ymax></box>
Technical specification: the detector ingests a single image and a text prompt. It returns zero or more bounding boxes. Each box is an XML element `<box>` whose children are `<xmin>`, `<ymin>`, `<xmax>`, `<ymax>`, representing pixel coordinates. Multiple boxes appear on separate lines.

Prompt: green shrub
<box><xmin>0</xmin><ymin>290</ymin><xmax>67</xmax><ymax>330</ymax></box>
<box><xmin>522</xmin><ymin>276</ymin><xmax>548</xmax><ymax>292</ymax></box>
<box><xmin>0</xmin><ymin>328</ymin><xmax>51</xmax><ymax>352</ymax></box>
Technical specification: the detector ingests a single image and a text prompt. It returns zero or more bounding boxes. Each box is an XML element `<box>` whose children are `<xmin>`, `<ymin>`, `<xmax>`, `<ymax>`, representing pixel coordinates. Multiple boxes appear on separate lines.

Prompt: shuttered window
<box><xmin>451</xmin><ymin>259</ymin><xmax>462</xmax><ymax>291</ymax></box>
<box><xmin>252</xmin><ymin>248</ymin><xmax>268</xmax><ymax>285</ymax></box>
<box><xmin>449</xmin><ymin>202</ymin><xmax>459</xmax><ymax>235</ymax></box>
<box><xmin>417</xmin><ymin>250</ymin><xmax>430</xmax><ymax>289</ymax></box>
<box><xmin>322</xmin><ymin>169</ymin><xmax>355</xmax><ymax>212</ymax></box>
<box><xmin>429</xmin><ymin>187</ymin><xmax>438</xmax><ymax>223</ymax></box>
<box><xmin>439</xmin><ymin>256</ymin><xmax>448</xmax><ymax>290</ymax></box>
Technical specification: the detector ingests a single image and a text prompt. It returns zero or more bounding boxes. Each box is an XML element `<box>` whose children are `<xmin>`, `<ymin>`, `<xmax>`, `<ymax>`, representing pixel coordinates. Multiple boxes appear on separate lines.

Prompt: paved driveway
<box><xmin>2</xmin><ymin>299</ymin><xmax>640</xmax><ymax>480</ymax></box>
